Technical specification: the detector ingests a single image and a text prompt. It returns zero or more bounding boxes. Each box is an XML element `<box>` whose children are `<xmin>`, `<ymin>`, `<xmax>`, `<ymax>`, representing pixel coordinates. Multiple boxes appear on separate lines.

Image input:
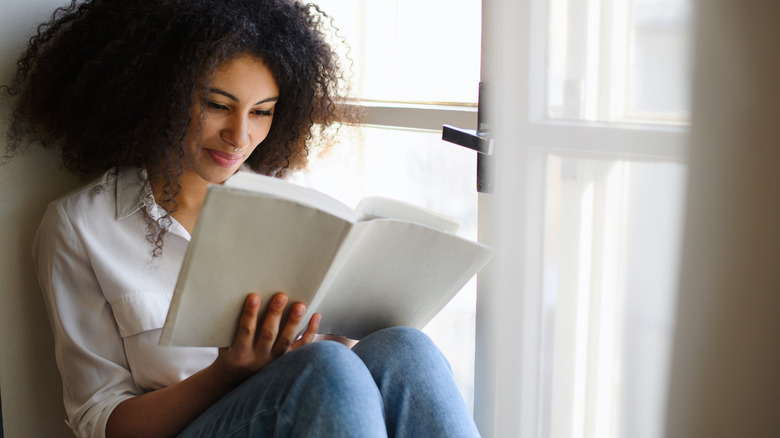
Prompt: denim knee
<box><xmin>276</xmin><ymin>341</ymin><xmax>387</xmax><ymax>436</ymax></box>
<box><xmin>364</xmin><ymin>326</ymin><xmax>437</xmax><ymax>351</ymax></box>
<box><xmin>291</xmin><ymin>340</ymin><xmax>374</xmax><ymax>386</ymax></box>
<box><xmin>293</xmin><ymin>339</ymin><xmax>356</xmax><ymax>369</ymax></box>
<box><xmin>353</xmin><ymin>326</ymin><xmax>453</xmax><ymax>378</ymax></box>
<box><xmin>351</xmin><ymin>327</ymin><xmax>478</xmax><ymax>438</ymax></box>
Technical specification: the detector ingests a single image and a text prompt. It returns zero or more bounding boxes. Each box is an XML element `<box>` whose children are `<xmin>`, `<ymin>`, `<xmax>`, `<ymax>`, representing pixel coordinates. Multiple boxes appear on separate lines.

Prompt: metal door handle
<box><xmin>442</xmin><ymin>83</ymin><xmax>494</xmax><ymax>193</ymax></box>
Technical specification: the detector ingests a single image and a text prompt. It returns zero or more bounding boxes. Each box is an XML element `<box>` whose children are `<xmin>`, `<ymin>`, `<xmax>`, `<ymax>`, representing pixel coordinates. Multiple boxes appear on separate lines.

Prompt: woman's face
<box><xmin>181</xmin><ymin>55</ymin><xmax>279</xmax><ymax>185</ymax></box>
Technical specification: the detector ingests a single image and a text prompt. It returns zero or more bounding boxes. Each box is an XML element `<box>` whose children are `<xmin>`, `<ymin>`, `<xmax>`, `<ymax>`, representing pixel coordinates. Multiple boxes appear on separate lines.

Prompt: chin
<box><xmin>195</xmin><ymin>168</ymin><xmax>235</xmax><ymax>185</ymax></box>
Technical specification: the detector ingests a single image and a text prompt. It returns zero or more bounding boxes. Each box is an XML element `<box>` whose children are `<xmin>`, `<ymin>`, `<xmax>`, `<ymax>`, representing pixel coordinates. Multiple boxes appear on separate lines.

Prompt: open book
<box><xmin>159</xmin><ymin>171</ymin><xmax>493</xmax><ymax>347</ymax></box>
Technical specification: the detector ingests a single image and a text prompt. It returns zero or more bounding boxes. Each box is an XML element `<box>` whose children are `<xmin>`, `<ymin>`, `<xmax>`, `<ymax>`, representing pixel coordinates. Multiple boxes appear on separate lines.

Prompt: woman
<box><xmin>2</xmin><ymin>1</ymin><xmax>480</xmax><ymax>437</ymax></box>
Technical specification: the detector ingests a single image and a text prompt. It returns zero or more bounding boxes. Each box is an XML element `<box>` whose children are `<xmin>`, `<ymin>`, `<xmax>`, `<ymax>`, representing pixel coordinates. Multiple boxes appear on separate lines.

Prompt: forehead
<box><xmin>208</xmin><ymin>55</ymin><xmax>279</xmax><ymax>96</ymax></box>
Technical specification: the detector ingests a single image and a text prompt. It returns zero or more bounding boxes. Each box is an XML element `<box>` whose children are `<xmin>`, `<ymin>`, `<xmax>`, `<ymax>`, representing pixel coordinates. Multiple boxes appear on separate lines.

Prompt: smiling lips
<box><xmin>206</xmin><ymin>148</ymin><xmax>244</xmax><ymax>168</ymax></box>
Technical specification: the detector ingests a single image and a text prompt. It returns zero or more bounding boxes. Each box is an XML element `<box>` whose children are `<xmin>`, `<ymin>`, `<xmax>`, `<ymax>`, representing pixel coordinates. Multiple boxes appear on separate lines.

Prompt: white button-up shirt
<box><xmin>33</xmin><ymin>167</ymin><xmax>217</xmax><ymax>438</ymax></box>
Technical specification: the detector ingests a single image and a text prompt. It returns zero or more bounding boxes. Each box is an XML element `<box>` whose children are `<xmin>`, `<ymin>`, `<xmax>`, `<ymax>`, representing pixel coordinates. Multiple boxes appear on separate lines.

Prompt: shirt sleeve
<box><xmin>34</xmin><ymin>201</ymin><xmax>141</xmax><ymax>438</ymax></box>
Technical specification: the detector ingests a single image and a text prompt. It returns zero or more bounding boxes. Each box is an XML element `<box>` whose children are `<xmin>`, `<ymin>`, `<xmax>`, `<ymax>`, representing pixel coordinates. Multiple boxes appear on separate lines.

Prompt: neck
<box><xmin>148</xmin><ymin>166</ymin><xmax>210</xmax><ymax>235</ymax></box>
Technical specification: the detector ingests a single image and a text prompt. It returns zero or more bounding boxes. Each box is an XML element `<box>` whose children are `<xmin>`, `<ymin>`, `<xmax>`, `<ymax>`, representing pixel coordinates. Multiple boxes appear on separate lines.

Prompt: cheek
<box><xmin>181</xmin><ymin>129</ymin><xmax>201</xmax><ymax>157</ymax></box>
<box><xmin>251</xmin><ymin>120</ymin><xmax>274</xmax><ymax>145</ymax></box>
<box><xmin>181</xmin><ymin>122</ymin><xmax>211</xmax><ymax>156</ymax></box>
<box><xmin>197</xmin><ymin>118</ymin><xmax>222</xmax><ymax>140</ymax></box>
<box><xmin>247</xmin><ymin>123</ymin><xmax>271</xmax><ymax>158</ymax></box>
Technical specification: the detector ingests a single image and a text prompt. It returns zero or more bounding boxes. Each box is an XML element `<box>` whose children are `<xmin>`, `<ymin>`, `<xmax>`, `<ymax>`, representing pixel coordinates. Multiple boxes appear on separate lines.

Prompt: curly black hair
<box><xmin>1</xmin><ymin>0</ymin><xmax>359</xmax><ymax>255</ymax></box>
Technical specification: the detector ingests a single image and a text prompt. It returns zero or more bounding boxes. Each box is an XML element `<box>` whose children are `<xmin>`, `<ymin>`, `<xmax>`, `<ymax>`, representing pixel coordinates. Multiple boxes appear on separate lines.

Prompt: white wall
<box><xmin>1</xmin><ymin>1</ymin><xmax>79</xmax><ymax>436</ymax></box>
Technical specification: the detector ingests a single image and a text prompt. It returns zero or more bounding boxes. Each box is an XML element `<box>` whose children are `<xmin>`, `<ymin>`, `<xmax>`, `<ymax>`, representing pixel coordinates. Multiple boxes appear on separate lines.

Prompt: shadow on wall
<box><xmin>0</xmin><ymin>149</ymin><xmax>80</xmax><ymax>438</ymax></box>
<box><xmin>0</xmin><ymin>2</ymin><xmax>84</xmax><ymax>437</ymax></box>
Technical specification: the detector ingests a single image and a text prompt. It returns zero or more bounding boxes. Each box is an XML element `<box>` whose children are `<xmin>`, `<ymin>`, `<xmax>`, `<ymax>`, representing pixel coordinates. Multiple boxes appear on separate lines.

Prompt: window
<box><xmin>296</xmin><ymin>1</ymin><xmax>693</xmax><ymax>436</ymax></box>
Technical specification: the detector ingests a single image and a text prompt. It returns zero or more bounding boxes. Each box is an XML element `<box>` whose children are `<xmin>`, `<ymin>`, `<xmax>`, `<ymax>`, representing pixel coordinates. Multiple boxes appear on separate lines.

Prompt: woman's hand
<box><xmin>213</xmin><ymin>292</ymin><xmax>320</xmax><ymax>385</ymax></box>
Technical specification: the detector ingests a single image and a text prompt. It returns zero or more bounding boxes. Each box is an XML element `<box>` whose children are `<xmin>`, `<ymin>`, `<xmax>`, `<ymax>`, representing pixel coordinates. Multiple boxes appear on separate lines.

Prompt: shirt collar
<box><xmin>115</xmin><ymin>167</ymin><xmax>192</xmax><ymax>240</ymax></box>
<box><xmin>115</xmin><ymin>167</ymin><xmax>158</xmax><ymax>221</ymax></box>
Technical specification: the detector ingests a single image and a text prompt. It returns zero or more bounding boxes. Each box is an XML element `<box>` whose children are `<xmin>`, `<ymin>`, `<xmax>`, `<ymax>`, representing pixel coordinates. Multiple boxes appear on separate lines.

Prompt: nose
<box><xmin>220</xmin><ymin>114</ymin><xmax>251</xmax><ymax>150</ymax></box>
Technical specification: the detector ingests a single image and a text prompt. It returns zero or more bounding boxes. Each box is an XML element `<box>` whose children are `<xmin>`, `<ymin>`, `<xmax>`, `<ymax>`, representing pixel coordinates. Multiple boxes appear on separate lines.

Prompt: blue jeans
<box><xmin>177</xmin><ymin>327</ymin><xmax>480</xmax><ymax>437</ymax></box>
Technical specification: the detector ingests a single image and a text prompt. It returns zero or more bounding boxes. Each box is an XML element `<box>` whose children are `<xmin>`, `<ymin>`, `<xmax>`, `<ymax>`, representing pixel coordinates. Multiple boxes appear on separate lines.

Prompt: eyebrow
<box><xmin>209</xmin><ymin>87</ymin><xmax>278</xmax><ymax>105</ymax></box>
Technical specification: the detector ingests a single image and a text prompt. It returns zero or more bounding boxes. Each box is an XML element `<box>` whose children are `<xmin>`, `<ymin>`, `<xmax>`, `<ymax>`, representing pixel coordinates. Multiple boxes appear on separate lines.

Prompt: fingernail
<box><xmin>292</xmin><ymin>305</ymin><xmax>304</xmax><ymax>316</ymax></box>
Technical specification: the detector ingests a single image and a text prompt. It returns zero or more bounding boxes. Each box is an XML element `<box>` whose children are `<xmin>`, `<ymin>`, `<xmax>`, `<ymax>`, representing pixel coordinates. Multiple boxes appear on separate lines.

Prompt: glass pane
<box><xmin>546</xmin><ymin>0</ymin><xmax>693</xmax><ymax>123</ymax></box>
<box><xmin>315</xmin><ymin>0</ymin><xmax>482</xmax><ymax>103</ymax></box>
<box><xmin>291</xmin><ymin>125</ymin><xmax>480</xmax><ymax>408</ymax></box>
<box><xmin>539</xmin><ymin>154</ymin><xmax>686</xmax><ymax>438</ymax></box>
<box><xmin>628</xmin><ymin>0</ymin><xmax>693</xmax><ymax>119</ymax></box>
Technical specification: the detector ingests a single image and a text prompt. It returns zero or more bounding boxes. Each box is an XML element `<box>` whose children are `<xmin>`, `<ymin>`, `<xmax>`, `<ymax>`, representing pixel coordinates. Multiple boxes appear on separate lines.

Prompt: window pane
<box><xmin>546</xmin><ymin>0</ymin><xmax>693</xmax><ymax>123</ymax></box>
<box><xmin>540</xmin><ymin>154</ymin><xmax>686</xmax><ymax>438</ymax></box>
<box><xmin>316</xmin><ymin>0</ymin><xmax>482</xmax><ymax>103</ymax></box>
<box><xmin>628</xmin><ymin>0</ymin><xmax>693</xmax><ymax>118</ymax></box>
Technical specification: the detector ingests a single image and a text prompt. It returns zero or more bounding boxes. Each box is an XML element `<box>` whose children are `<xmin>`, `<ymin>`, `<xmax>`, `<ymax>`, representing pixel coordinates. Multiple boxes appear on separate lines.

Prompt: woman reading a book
<box><xmin>2</xmin><ymin>0</ymin><xmax>479</xmax><ymax>437</ymax></box>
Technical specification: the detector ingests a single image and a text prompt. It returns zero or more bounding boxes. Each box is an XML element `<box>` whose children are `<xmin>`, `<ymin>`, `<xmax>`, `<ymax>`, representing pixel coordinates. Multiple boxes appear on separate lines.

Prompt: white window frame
<box><xmin>477</xmin><ymin>0</ymin><xmax>690</xmax><ymax>437</ymax></box>
<box><xmin>355</xmin><ymin>101</ymin><xmax>478</xmax><ymax>132</ymax></box>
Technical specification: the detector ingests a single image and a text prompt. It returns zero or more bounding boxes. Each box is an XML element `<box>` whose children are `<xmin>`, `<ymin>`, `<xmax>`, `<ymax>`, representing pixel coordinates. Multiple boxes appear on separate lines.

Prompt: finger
<box><xmin>293</xmin><ymin>313</ymin><xmax>320</xmax><ymax>349</ymax></box>
<box><xmin>233</xmin><ymin>293</ymin><xmax>261</xmax><ymax>350</ymax></box>
<box><xmin>255</xmin><ymin>293</ymin><xmax>287</xmax><ymax>349</ymax></box>
<box><xmin>273</xmin><ymin>302</ymin><xmax>306</xmax><ymax>355</ymax></box>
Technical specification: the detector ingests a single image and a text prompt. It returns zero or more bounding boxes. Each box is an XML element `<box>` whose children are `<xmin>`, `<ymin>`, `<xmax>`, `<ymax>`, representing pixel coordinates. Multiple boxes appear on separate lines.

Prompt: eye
<box><xmin>252</xmin><ymin>109</ymin><xmax>273</xmax><ymax>117</ymax></box>
<box><xmin>207</xmin><ymin>101</ymin><xmax>228</xmax><ymax>111</ymax></box>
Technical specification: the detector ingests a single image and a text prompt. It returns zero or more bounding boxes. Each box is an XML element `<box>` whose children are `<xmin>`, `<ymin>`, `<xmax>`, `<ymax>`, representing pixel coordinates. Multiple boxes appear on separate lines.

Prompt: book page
<box><xmin>310</xmin><ymin>219</ymin><xmax>493</xmax><ymax>339</ymax></box>
<box><xmin>356</xmin><ymin>196</ymin><xmax>460</xmax><ymax>233</ymax></box>
<box><xmin>225</xmin><ymin>171</ymin><xmax>360</xmax><ymax>223</ymax></box>
<box><xmin>159</xmin><ymin>188</ymin><xmax>353</xmax><ymax>347</ymax></box>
